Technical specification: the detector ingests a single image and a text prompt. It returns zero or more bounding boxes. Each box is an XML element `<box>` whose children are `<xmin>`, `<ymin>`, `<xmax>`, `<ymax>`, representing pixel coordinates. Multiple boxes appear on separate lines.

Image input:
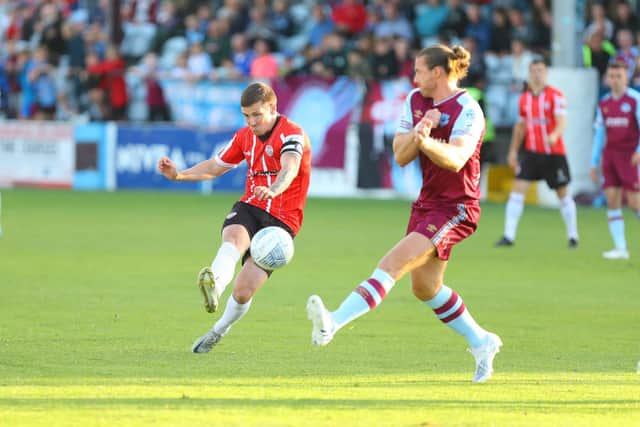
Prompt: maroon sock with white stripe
<box><xmin>331</xmin><ymin>269</ymin><xmax>395</xmax><ymax>331</ymax></box>
<box><xmin>425</xmin><ymin>285</ymin><xmax>488</xmax><ymax>348</ymax></box>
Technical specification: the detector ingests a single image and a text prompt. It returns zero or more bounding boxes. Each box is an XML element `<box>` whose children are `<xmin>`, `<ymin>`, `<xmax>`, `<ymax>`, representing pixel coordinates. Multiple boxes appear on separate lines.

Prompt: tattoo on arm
<box><xmin>270</xmin><ymin>163</ymin><xmax>298</xmax><ymax>195</ymax></box>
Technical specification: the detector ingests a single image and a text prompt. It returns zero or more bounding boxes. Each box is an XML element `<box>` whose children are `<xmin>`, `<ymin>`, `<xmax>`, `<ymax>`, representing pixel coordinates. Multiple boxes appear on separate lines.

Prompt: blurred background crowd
<box><xmin>0</xmin><ymin>0</ymin><xmax>638</xmax><ymax>127</ymax></box>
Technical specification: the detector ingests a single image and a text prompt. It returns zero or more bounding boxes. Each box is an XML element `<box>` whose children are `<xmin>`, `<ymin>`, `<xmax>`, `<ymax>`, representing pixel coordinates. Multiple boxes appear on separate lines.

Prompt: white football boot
<box><xmin>198</xmin><ymin>267</ymin><xmax>219</xmax><ymax>313</ymax></box>
<box><xmin>192</xmin><ymin>329</ymin><xmax>223</xmax><ymax>353</ymax></box>
<box><xmin>306</xmin><ymin>295</ymin><xmax>335</xmax><ymax>346</ymax></box>
<box><xmin>469</xmin><ymin>332</ymin><xmax>503</xmax><ymax>383</ymax></box>
<box><xmin>602</xmin><ymin>249</ymin><xmax>630</xmax><ymax>260</ymax></box>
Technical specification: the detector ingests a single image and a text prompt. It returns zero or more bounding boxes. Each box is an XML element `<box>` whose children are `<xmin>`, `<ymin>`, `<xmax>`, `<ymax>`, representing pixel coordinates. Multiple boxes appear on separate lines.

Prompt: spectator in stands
<box><xmin>245</xmin><ymin>5</ymin><xmax>275</xmax><ymax>43</ymax></box>
<box><xmin>508</xmin><ymin>7</ymin><xmax>534</xmax><ymax>47</ymax></box>
<box><xmin>204</xmin><ymin>19</ymin><xmax>231</xmax><ymax>68</ymax></box>
<box><xmin>460</xmin><ymin>36</ymin><xmax>486</xmax><ymax>88</ymax></box>
<box><xmin>511</xmin><ymin>38</ymin><xmax>535</xmax><ymax>88</ymax></box>
<box><xmin>270</xmin><ymin>0</ymin><xmax>296</xmax><ymax>38</ymax></box>
<box><xmin>34</xmin><ymin>2</ymin><xmax>66</xmax><ymax>66</ymax></box>
<box><xmin>613</xmin><ymin>28</ymin><xmax>638</xmax><ymax>79</ymax></box>
<box><xmin>151</xmin><ymin>0</ymin><xmax>181</xmax><ymax>53</ymax></box>
<box><xmin>370</xmin><ymin>36</ymin><xmax>398</xmax><ymax>80</ymax></box>
<box><xmin>464</xmin><ymin>3</ymin><xmax>491</xmax><ymax>54</ymax></box>
<box><xmin>186</xmin><ymin>41</ymin><xmax>213</xmax><ymax>81</ymax></box>
<box><xmin>63</xmin><ymin>14</ymin><xmax>87</xmax><ymax>114</ymax></box>
<box><xmin>373</xmin><ymin>1</ymin><xmax>413</xmax><ymax>41</ymax></box>
<box><xmin>394</xmin><ymin>37</ymin><xmax>414</xmax><ymax>79</ymax></box>
<box><xmin>307</xmin><ymin>4</ymin><xmax>335</xmax><ymax>49</ymax></box>
<box><xmin>440</xmin><ymin>0</ymin><xmax>468</xmax><ymax>41</ymax></box>
<box><xmin>226</xmin><ymin>33</ymin><xmax>253</xmax><ymax>78</ymax></box>
<box><xmin>331</xmin><ymin>0</ymin><xmax>368</xmax><ymax>37</ymax></box>
<box><xmin>529</xmin><ymin>0</ymin><xmax>551</xmax><ymax>53</ymax></box>
<box><xmin>168</xmin><ymin>52</ymin><xmax>190</xmax><ymax>80</ymax></box>
<box><xmin>137</xmin><ymin>52</ymin><xmax>171</xmax><ymax>122</ymax></box>
<box><xmin>346</xmin><ymin>48</ymin><xmax>372</xmax><ymax>81</ymax></box>
<box><xmin>27</xmin><ymin>46</ymin><xmax>57</xmax><ymax>120</ymax></box>
<box><xmin>582</xmin><ymin>30</ymin><xmax>616</xmax><ymax>86</ymax></box>
<box><xmin>488</xmin><ymin>6</ymin><xmax>511</xmax><ymax>56</ymax></box>
<box><xmin>611</xmin><ymin>0</ymin><xmax>637</xmax><ymax>44</ymax></box>
<box><xmin>184</xmin><ymin>14</ymin><xmax>204</xmax><ymax>46</ymax></box>
<box><xmin>0</xmin><ymin>60</ymin><xmax>10</xmax><ymax>117</ymax></box>
<box><xmin>414</xmin><ymin>0</ymin><xmax>448</xmax><ymax>46</ymax></box>
<box><xmin>250</xmin><ymin>38</ymin><xmax>279</xmax><ymax>79</ymax></box>
<box><xmin>311</xmin><ymin>32</ymin><xmax>348</xmax><ymax>80</ymax></box>
<box><xmin>88</xmin><ymin>44</ymin><xmax>128</xmax><ymax>121</ymax></box>
<box><xmin>584</xmin><ymin>2</ymin><xmax>614</xmax><ymax>42</ymax></box>
<box><xmin>216</xmin><ymin>0</ymin><xmax>249</xmax><ymax>35</ymax></box>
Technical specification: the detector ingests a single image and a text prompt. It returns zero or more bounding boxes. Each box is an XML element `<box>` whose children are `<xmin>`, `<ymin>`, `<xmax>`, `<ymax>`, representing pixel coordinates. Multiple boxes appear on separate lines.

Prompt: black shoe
<box><xmin>495</xmin><ymin>237</ymin><xmax>514</xmax><ymax>247</ymax></box>
<box><xmin>568</xmin><ymin>238</ymin><xmax>578</xmax><ymax>249</ymax></box>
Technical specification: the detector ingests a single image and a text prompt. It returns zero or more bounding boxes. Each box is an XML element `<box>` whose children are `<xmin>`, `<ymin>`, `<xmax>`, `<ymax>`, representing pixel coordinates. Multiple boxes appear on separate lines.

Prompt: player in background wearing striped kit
<box><xmin>590</xmin><ymin>61</ymin><xmax>640</xmax><ymax>260</ymax></box>
<box><xmin>495</xmin><ymin>59</ymin><xmax>579</xmax><ymax>248</ymax></box>
<box><xmin>307</xmin><ymin>44</ymin><xmax>502</xmax><ymax>383</ymax></box>
<box><xmin>158</xmin><ymin>82</ymin><xmax>311</xmax><ymax>352</ymax></box>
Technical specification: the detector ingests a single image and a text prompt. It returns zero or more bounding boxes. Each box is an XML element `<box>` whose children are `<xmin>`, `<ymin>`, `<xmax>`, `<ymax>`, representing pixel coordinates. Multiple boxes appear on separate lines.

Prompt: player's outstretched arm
<box><xmin>157</xmin><ymin>156</ymin><xmax>230</xmax><ymax>181</ymax></box>
<box><xmin>254</xmin><ymin>152</ymin><xmax>301</xmax><ymax>200</ymax></box>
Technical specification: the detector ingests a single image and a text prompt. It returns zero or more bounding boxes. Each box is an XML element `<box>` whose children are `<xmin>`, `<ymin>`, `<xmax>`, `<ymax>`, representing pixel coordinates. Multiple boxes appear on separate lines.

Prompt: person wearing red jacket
<box><xmin>87</xmin><ymin>45</ymin><xmax>128</xmax><ymax>120</ymax></box>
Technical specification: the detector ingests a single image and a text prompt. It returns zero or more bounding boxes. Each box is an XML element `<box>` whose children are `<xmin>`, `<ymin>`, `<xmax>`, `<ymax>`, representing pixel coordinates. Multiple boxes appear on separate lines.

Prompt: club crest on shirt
<box><xmin>439</xmin><ymin>113</ymin><xmax>450</xmax><ymax>126</ymax></box>
<box><xmin>621</xmin><ymin>102</ymin><xmax>631</xmax><ymax>113</ymax></box>
<box><xmin>265</xmin><ymin>145</ymin><xmax>274</xmax><ymax>156</ymax></box>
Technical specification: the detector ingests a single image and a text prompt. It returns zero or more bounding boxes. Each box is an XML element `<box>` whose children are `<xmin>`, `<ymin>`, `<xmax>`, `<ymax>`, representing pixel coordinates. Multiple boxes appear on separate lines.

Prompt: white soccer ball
<box><xmin>250</xmin><ymin>226</ymin><xmax>295</xmax><ymax>270</ymax></box>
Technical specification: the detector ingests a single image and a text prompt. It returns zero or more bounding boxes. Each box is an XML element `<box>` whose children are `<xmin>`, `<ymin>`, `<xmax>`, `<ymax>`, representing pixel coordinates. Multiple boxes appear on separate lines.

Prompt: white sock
<box><xmin>213</xmin><ymin>296</ymin><xmax>252</xmax><ymax>336</ymax></box>
<box><xmin>425</xmin><ymin>285</ymin><xmax>488</xmax><ymax>348</ymax></box>
<box><xmin>211</xmin><ymin>242</ymin><xmax>241</xmax><ymax>297</ymax></box>
<box><xmin>504</xmin><ymin>192</ymin><xmax>524</xmax><ymax>241</ymax></box>
<box><xmin>560</xmin><ymin>195</ymin><xmax>578</xmax><ymax>240</ymax></box>
<box><xmin>607</xmin><ymin>209</ymin><xmax>627</xmax><ymax>250</ymax></box>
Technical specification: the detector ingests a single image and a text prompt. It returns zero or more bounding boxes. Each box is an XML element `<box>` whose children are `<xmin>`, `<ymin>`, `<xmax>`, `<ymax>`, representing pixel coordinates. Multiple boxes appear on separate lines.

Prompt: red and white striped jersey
<box><xmin>518</xmin><ymin>86</ymin><xmax>567</xmax><ymax>155</ymax></box>
<box><xmin>214</xmin><ymin>115</ymin><xmax>311</xmax><ymax>234</ymax></box>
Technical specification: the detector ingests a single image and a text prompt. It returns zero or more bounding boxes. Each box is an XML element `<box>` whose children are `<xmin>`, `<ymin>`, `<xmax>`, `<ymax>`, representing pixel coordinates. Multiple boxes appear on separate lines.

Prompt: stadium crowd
<box><xmin>0</xmin><ymin>0</ymin><xmax>637</xmax><ymax>126</ymax></box>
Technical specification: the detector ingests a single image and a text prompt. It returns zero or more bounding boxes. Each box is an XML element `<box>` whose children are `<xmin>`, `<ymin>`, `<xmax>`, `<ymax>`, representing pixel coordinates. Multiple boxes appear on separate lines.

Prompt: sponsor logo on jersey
<box><xmin>413</xmin><ymin>110</ymin><xmax>423</xmax><ymax>119</ymax></box>
<box><xmin>265</xmin><ymin>145</ymin><xmax>274</xmax><ymax>156</ymax></box>
<box><xmin>226</xmin><ymin>212</ymin><xmax>237</xmax><ymax>219</ymax></box>
<box><xmin>253</xmin><ymin>170</ymin><xmax>279</xmax><ymax>177</ymax></box>
<box><xmin>605</xmin><ymin>117</ymin><xmax>629</xmax><ymax>127</ymax></box>
<box><xmin>427</xmin><ymin>224</ymin><xmax>437</xmax><ymax>233</ymax></box>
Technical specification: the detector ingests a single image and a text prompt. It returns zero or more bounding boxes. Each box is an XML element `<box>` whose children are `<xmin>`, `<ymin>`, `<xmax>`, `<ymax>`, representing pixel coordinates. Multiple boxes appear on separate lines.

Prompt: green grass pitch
<box><xmin>0</xmin><ymin>189</ymin><xmax>639</xmax><ymax>426</ymax></box>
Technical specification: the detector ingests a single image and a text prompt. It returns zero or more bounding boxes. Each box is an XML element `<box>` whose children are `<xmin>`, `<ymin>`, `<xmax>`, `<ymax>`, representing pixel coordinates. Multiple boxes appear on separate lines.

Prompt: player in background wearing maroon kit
<box><xmin>590</xmin><ymin>62</ymin><xmax>640</xmax><ymax>260</ymax></box>
<box><xmin>495</xmin><ymin>59</ymin><xmax>579</xmax><ymax>248</ymax></box>
<box><xmin>306</xmin><ymin>45</ymin><xmax>502</xmax><ymax>383</ymax></box>
<box><xmin>158</xmin><ymin>82</ymin><xmax>311</xmax><ymax>353</ymax></box>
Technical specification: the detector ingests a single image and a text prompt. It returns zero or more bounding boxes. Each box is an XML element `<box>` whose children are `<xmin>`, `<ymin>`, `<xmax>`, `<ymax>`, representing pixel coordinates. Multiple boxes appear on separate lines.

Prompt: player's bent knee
<box><xmin>411</xmin><ymin>280</ymin><xmax>441</xmax><ymax>301</ymax></box>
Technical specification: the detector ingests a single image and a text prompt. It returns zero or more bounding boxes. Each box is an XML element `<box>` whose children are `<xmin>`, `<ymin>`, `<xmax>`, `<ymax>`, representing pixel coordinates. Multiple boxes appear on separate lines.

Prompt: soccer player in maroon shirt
<box><xmin>496</xmin><ymin>59</ymin><xmax>579</xmax><ymax>248</ymax></box>
<box><xmin>158</xmin><ymin>82</ymin><xmax>311</xmax><ymax>353</ymax></box>
<box><xmin>306</xmin><ymin>44</ymin><xmax>502</xmax><ymax>383</ymax></box>
<box><xmin>590</xmin><ymin>61</ymin><xmax>640</xmax><ymax>260</ymax></box>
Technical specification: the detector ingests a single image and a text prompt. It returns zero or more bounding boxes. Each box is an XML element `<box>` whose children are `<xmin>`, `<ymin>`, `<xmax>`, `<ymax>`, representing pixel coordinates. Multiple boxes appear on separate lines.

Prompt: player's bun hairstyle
<box><xmin>418</xmin><ymin>44</ymin><xmax>471</xmax><ymax>81</ymax></box>
<box><xmin>241</xmin><ymin>82</ymin><xmax>277</xmax><ymax>107</ymax></box>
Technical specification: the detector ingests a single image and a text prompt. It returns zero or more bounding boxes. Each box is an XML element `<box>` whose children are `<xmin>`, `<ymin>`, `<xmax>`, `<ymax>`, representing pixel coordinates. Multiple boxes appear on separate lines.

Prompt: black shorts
<box><xmin>222</xmin><ymin>201</ymin><xmax>295</xmax><ymax>268</ymax></box>
<box><xmin>516</xmin><ymin>151</ymin><xmax>571</xmax><ymax>189</ymax></box>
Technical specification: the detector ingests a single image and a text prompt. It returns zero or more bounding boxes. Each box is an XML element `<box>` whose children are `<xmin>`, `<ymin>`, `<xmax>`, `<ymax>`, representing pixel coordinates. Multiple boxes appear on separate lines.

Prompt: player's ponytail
<box><xmin>417</xmin><ymin>44</ymin><xmax>470</xmax><ymax>81</ymax></box>
<box><xmin>449</xmin><ymin>45</ymin><xmax>470</xmax><ymax>80</ymax></box>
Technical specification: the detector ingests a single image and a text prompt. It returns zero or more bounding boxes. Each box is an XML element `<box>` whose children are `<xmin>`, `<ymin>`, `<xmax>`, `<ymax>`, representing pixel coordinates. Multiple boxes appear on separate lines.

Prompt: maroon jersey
<box><xmin>215</xmin><ymin>115</ymin><xmax>311</xmax><ymax>234</ymax></box>
<box><xmin>398</xmin><ymin>89</ymin><xmax>485</xmax><ymax>206</ymax></box>
<box><xmin>595</xmin><ymin>88</ymin><xmax>640</xmax><ymax>153</ymax></box>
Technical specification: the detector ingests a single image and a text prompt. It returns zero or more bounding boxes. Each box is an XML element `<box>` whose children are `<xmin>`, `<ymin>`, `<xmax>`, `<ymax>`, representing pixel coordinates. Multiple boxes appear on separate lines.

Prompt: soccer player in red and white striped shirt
<box><xmin>158</xmin><ymin>82</ymin><xmax>311</xmax><ymax>353</ymax></box>
<box><xmin>496</xmin><ymin>59</ymin><xmax>579</xmax><ymax>248</ymax></box>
